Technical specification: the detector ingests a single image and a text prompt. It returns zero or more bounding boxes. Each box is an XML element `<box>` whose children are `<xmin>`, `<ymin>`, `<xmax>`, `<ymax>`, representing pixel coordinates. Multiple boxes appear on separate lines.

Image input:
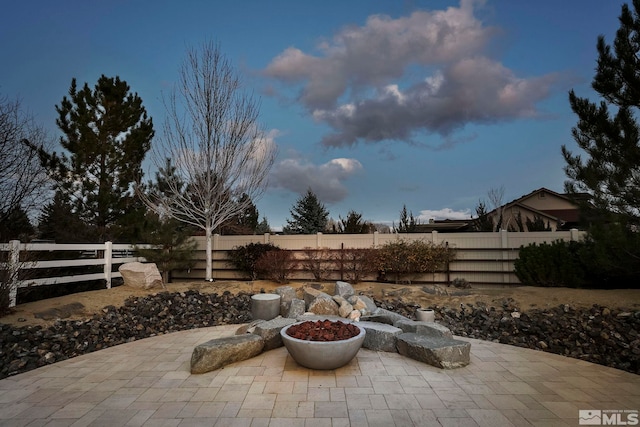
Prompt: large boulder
<box><xmin>308</xmin><ymin>298</ymin><xmax>340</xmax><ymax>316</ymax></box>
<box><xmin>275</xmin><ymin>286</ymin><xmax>297</xmax><ymax>317</ymax></box>
<box><xmin>334</xmin><ymin>281</ymin><xmax>355</xmax><ymax>299</ymax></box>
<box><xmin>191</xmin><ymin>334</ymin><xmax>264</xmax><ymax>374</ymax></box>
<box><xmin>396</xmin><ymin>333</ymin><xmax>470</xmax><ymax>369</ymax></box>
<box><xmin>253</xmin><ymin>317</ymin><xmax>298</xmax><ymax>350</ymax></box>
<box><xmin>303</xmin><ymin>286</ymin><xmax>333</xmax><ymax>308</ymax></box>
<box><xmin>358</xmin><ymin>321</ymin><xmax>403</xmax><ymax>352</ymax></box>
<box><xmin>118</xmin><ymin>262</ymin><xmax>163</xmax><ymax>289</ymax></box>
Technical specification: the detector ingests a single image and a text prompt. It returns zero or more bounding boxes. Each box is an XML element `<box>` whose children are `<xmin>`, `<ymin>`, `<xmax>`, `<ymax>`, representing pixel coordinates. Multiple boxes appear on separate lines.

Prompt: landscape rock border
<box><xmin>190</xmin><ymin>281</ymin><xmax>471</xmax><ymax>374</ymax></box>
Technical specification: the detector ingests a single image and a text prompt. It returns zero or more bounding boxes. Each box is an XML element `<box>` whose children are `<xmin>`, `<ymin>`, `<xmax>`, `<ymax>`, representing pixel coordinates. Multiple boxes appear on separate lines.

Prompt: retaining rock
<box><xmin>396</xmin><ymin>333</ymin><xmax>471</xmax><ymax>369</ymax></box>
<box><xmin>358</xmin><ymin>321</ymin><xmax>402</xmax><ymax>352</ymax></box>
<box><xmin>191</xmin><ymin>334</ymin><xmax>264</xmax><ymax>374</ymax></box>
<box><xmin>253</xmin><ymin>317</ymin><xmax>298</xmax><ymax>350</ymax></box>
<box><xmin>394</xmin><ymin>319</ymin><xmax>454</xmax><ymax>339</ymax></box>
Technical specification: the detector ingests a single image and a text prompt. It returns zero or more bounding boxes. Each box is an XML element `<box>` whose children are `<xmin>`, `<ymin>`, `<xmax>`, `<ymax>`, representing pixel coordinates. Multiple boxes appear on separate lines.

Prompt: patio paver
<box><xmin>0</xmin><ymin>324</ymin><xmax>638</xmax><ymax>426</ymax></box>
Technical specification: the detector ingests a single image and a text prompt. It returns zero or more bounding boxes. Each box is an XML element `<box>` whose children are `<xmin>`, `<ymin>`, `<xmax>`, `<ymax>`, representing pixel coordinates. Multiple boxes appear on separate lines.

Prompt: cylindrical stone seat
<box><xmin>251</xmin><ymin>293</ymin><xmax>281</xmax><ymax>320</ymax></box>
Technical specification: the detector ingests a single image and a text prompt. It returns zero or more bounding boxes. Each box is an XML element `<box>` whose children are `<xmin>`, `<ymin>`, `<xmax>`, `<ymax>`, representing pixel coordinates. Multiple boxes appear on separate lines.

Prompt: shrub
<box><xmin>228</xmin><ymin>242</ymin><xmax>280</xmax><ymax>280</ymax></box>
<box><xmin>300</xmin><ymin>247</ymin><xmax>332</xmax><ymax>280</ymax></box>
<box><xmin>255</xmin><ymin>249</ymin><xmax>298</xmax><ymax>283</ymax></box>
<box><xmin>375</xmin><ymin>239</ymin><xmax>455</xmax><ymax>284</ymax></box>
<box><xmin>514</xmin><ymin>240</ymin><xmax>586</xmax><ymax>287</ymax></box>
<box><xmin>333</xmin><ymin>248</ymin><xmax>377</xmax><ymax>283</ymax></box>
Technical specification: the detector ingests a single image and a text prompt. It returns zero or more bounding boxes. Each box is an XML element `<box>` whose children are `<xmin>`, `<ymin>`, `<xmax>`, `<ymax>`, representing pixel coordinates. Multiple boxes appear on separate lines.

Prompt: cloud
<box><xmin>264</xmin><ymin>1</ymin><xmax>564</xmax><ymax>148</ymax></box>
<box><xmin>270</xmin><ymin>157</ymin><xmax>363</xmax><ymax>203</ymax></box>
<box><xmin>417</xmin><ymin>208</ymin><xmax>472</xmax><ymax>221</ymax></box>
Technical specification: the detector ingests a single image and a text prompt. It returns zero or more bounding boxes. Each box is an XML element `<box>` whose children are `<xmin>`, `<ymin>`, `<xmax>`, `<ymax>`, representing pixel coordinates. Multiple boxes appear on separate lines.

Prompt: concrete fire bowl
<box><xmin>280</xmin><ymin>320</ymin><xmax>366</xmax><ymax>370</ymax></box>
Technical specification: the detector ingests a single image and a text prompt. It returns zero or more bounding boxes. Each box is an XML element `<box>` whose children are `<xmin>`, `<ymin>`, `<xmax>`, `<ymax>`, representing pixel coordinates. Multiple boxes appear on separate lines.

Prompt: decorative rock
<box><xmin>251</xmin><ymin>293</ymin><xmax>281</xmax><ymax>321</ymax></box>
<box><xmin>362</xmin><ymin>308</ymin><xmax>410</xmax><ymax>325</ymax></box>
<box><xmin>394</xmin><ymin>319</ymin><xmax>454</xmax><ymax>339</ymax></box>
<box><xmin>348</xmin><ymin>310</ymin><xmax>361</xmax><ymax>321</ymax></box>
<box><xmin>275</xmin><ymin>286</ymin><xmax>297</xmax><ymax>317</ymax></box>
<box><xmin>118</xmin><ymin>262</ymin><xmax>164</xmax><ymax>289</ymax></box>
<box><xmin>355</xmin><ymin>295</ymin><xmax>378</xmax><ymax>314</ymax></box>
<box><xmin>334</xmin><ymin>281</ymin><xmax>355</xmax><ymax>299</ymax></box>
<box><xmin>308</xmin><ymin>298</ymin><xmax>340</xmax><ymax>316</ymax></box>
<box><xmin>358</xmin><ymin>321</ymin><xmax>402</xmax><ymax>352</ymax></box>
<box><xmin>303</xmin><ymin>287</ymin><xmax>333</xmax><ymax>308</ymax></box>
<box><xmin>191</xmin><ymin>334</ymin><xmax>264</xmax><ymax>374</ymax></box>
<box><xmin>287</xmin><ymin>298</ymin><xmax>306</xmax><ymax>318</ymax></box>
<box><xmin>253</xmin><ymin>317</ymin><xmax>298</xmax><ymax>350</ymax></box>
<box><xmin>396</xmin><ymin>333</ymin><xmax>470</xmax><ymax>369</ymax></box>
<box><xmin>349</xmin><ymin>296</ymin><xmax>369</xmax><ymax>313</ymax></box>
<box><xmin>333</xmin><ymin>296</ymin><xmax>354</xmax><ymax>318</ymax></box>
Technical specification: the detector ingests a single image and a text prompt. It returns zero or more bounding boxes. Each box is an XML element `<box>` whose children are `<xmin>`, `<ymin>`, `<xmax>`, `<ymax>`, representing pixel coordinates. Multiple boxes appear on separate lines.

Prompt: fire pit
<box><xmin>280</xmin><ymin>319</ymin><xmax>366</xmax><ymax>370</ymax></box>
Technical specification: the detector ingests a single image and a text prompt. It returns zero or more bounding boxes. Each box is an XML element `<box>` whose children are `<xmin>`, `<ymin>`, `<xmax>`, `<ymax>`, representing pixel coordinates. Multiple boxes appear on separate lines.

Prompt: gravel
<box><xmin>1</xmin><ymin>290</ymin><xmax>638</xmax><ymax>379</ymax></box>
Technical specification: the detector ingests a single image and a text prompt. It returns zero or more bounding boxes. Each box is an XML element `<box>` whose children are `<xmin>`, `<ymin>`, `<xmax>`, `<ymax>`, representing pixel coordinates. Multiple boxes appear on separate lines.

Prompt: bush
<box><xmin>333</xmin><ymin>248</ymin><xmax>377</xmax><ymax>283</ymax></box>
<box><xmin>300</xmin><ymin>247</ymin><xmax>332</xmax><ymax>280</ymax></box>
<box><xmin>228</xmin><ymin>243</ymin><xmax>280</xmax><ymax>280</ymax></box>
<box><xmin>514</xmin><ymin>240</ymin><xmax>586</xmax><ymax>288</ymax></box>
<box><xmin>255</xmin><ymin>249</ymin><xmax>298</xmax><ymax>283</ymax></box>
<box><xmin>375</xmin><ymin>239</ymin><xmax>455</xmax><ymax>284</ymax></box>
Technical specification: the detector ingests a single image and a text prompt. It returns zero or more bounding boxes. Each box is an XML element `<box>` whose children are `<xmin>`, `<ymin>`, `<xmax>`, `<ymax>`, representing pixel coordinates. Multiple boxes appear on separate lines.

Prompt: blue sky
<box><xmin>0</xmin><ymin>0</ymin><xmax>625</xmax><ymax>231</ymax></box>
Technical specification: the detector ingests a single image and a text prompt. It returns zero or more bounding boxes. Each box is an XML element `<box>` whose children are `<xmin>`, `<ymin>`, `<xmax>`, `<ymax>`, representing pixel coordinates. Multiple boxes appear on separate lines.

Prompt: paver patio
<box><xmin>0</xmin><ymin>324</ymin><xmax>638</xmax><ymax>426</ymax></box>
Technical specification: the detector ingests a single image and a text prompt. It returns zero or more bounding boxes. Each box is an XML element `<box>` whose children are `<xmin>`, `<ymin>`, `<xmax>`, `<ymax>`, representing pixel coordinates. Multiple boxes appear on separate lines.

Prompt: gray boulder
<box><xmin>287</xmin><ymin>298</ymin><xmax>306</xmax><ymax>318</ymax></box>
<box><xmin>253</xmin><ymin>317</ymin><xmax>298</xmax><ymax>350</ymax></box>
<box><xmin>394</xmin><ymin>319</ymin><xmax>453</xmax><ymax>339</ymax></box>
<box><xmin>191</xmin><ymin>334</ymin><xmax>264</xmax><ymax>374</ymax></box>
<box><xmin>358</xmin><ymin>321</ymin><xmax>402</xmax><ymax>352</ymax></box>
<box><xmin>396</xmin><ymin>333</ymin><xmax>470</xmax><ymax>369</ymax></box>
<box><xmin>362</xmin><ymin>308</ymin><xmax>409</xmax><ymax>325</ymax></box>
<box><xmin>334</xmin><ymin>281</ymin><xmax>355</xmax><ymax>299</ymax></box>
<box><xmin>275</xmin><ymin>286</ymin><xmax>297</xmax><ymax>316</ymax></box>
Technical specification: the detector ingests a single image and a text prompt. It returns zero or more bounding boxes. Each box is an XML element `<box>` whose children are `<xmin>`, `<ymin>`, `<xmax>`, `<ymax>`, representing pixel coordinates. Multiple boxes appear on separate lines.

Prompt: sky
<box><xmin>0</xmin><ymin>0</ymin><xmax>627</xmax><ymax>231</ymax></box>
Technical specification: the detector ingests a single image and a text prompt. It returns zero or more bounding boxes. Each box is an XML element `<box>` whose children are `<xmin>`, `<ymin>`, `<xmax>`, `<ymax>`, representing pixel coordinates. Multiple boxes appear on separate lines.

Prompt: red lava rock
<box><xmin>286</xmin><ymin>320</ymin><xmax>360</xmax><ymax>341</ymax></box>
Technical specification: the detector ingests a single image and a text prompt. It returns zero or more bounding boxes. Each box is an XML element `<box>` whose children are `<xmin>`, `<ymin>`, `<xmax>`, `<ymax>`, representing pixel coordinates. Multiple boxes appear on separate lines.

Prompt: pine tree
<box><xmin>563</xmin><ymin>1</ymin><xmax>640</xmax><ymax>224</ymax></box>
<box><xmin>472</xmin><ymin>200</ymin><xmax>494</xmax><ymax>231</ymax></box>
<box><xmin>283</xmin><ymin>189</ymin><xmax>329</xmax><ymax>234</ymax></box>
<box><xmin>393</xmin><ymin>204</ymin><xmax>419</xmax><ymax>232</ymax></box>
<box><xmin>37</xmin><ymin>75</ymin><xmax>154</xmax><ymax>242</ymax></box>
<box><xmin>217</xmin><ymin>193</ymin><xmax>260</xmax><ymax>235</ymax></box>
<box><xmin>562</xmin><ymin>0</ymin><xmax>640</xmax><ymax>286</ymax></box>
<box><xmin>338</xmin><ymin>210</ymin><xmax>372</xmax><ymax>233</ymax></box>
<box><xmin>37</xmin><ymin>191</ymin><xmax>91</xmax><ymax>243</ymax></box>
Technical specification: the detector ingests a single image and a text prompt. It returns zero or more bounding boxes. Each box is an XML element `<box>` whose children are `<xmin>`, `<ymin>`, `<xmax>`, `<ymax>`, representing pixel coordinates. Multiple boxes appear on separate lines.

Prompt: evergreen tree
<box><xmin>37</xmin><ymin>191</ymin><xmax>91</xmax><ymax>243</ymax></box>
<box><xmin>283</xmin><ymin>189</ymin><xmax>329</xmax><ymax>234</ymax></box>
<box><xmin>217</xmin><ymin>193</ymin><xmax>260</xmax><ymax>235</ymax></box>
<box><xmin>393</xmin><ymin>204</ymin><xmax>419</xmax><ymax>232</ymax></box>
<box><xmin>338</xmin><ymin>210</ymin><xmax>372</xmax><ymax>233</ymax></box>
<box><xmin>472</xmin><ymin>200</ymin><xmax>494</xmax><ymax>231</ymax></box>
<box><xmin>562</xmin><ymin>0</ymin><xmax>640</xmax><ymax>286</ymax></box>
<box><xmin>255</xmin><ymin>216</ymin><xmax>271</xmax><ymax>234</ymax></box>
<box><xmin>563</xmin><ymin>1</ymin><xmax>640</xmax><ymax>224</ymax></box>
<box><xmin>0</xmin><ymin>207</ymin><xmax>34</xmax><ymax>242</ymax></box>
<box><xmin>36</xmin><ymin>75</ymin><xmax>154</xmax><ymax>242</ymax></box>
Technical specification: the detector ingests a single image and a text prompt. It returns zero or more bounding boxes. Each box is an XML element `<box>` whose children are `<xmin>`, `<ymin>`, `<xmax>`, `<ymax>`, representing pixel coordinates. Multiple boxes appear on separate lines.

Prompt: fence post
<box><xmin>500</xmin><ymin>229</ymin><xmax>509</xmax><ymax>284</ymax></box>
<box><xmin>431</xmin><ymin>230</ymin><xmax>438</xmax><ymax>243</ymax></box>
<box><xmin>264</xmin><ymin>233</ymin><xmax>270</xmax><ymax>244</ymax></box>
<box><xmin>570</xmin><ymin>228</ymin><xmax>579</xmax><ymax>242</ymax></box>
<box><xmin>316</xmin><ymin>232</ymin><xmax>322</xmax><ymax>248</ymax></box>
<box><xmin>373</xmin><ymin>231</ymin><xmax>379</xmax><ymax>248</ymax></box>
<box><xmin>104</xmin><ymin>241</ymin><xmax>113</xmax><ymax>289</ymax></box>
<box><xmin>8</xmin><ymin>240</ymin><xmax>20</xmax><ymax>307</ymax></box>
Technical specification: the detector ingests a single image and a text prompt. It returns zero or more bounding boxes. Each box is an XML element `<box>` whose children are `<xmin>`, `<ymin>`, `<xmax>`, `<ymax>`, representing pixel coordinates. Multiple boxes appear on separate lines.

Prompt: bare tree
<box><xmin>487</xmin><ymin>186</ymin><xmax>506</xmax><ymax>231</ymax></box>
<box><xmin>1</xmin><ymin>95</ymin><xmax>51</xmax><ymax>237</ymax></box>
<box><xmin>140</xmin><ymin>42</ymin><xmax>276</xmax><ymax>281</ymax></box>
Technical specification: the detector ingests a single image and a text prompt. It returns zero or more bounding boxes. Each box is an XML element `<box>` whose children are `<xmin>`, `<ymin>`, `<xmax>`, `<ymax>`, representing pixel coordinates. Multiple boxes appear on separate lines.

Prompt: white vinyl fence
<box><xmin>0</xmin><ymin>241</ymin><xmax>143</xmax><ymax>307</ymax></box>
<box><xmin>1</xmin><ymin>229</ymin><xmax>585</xmax><ymax>307</ymax></box>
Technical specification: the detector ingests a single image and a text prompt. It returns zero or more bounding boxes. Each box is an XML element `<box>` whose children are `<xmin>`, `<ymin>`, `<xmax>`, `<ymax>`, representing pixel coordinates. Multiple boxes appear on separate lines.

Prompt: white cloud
<box><xmin>264</xmin><ymin>1</ymin><xmax>565</xmax><ymax>148</ymax></box>
<box><xmin>269</xmin><ymin>157</ymin><xmax>363</xmax><ymax>203</ymax></box>
<box><xmin>417</xmin><ymin>208</ymin><xmax>472</xmax><ymax>222</ymax></box>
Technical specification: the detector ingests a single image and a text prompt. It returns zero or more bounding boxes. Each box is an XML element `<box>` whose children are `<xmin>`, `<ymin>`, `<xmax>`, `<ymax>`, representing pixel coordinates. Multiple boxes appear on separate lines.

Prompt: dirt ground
<box><xmin>2</xmin><ymin>280</ymin><xmax>640</xmax><ymax>328</ymax></box>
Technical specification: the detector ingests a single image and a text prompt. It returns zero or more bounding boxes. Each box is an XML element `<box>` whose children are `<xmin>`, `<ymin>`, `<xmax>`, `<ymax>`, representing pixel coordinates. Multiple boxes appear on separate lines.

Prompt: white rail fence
<box><xmin>1</xmin><ymin>229</ymin><xmax>585</xmax><ymax>308</ymax></box>
<box><xmin>0</xmin><ymin>241</ymin><xmax>142</xmax><ymax>307</ymax></box>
